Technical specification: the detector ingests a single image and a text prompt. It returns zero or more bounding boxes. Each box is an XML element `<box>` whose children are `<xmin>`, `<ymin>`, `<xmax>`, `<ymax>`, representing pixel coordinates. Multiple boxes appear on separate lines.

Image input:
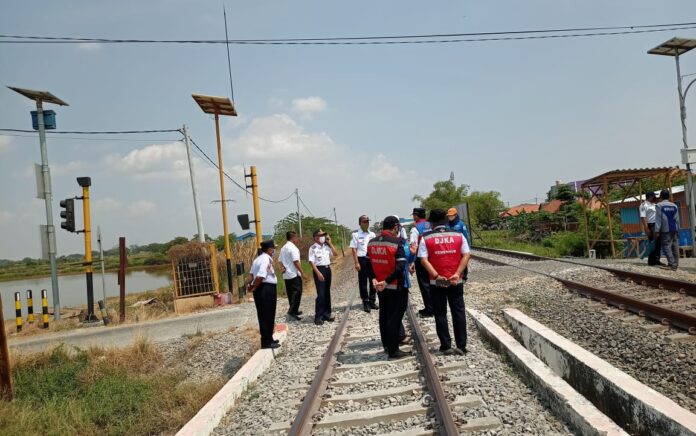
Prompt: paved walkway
<box><xmin>9</xmin><ymin>303</ymin><xmax>257</xmax><ymax>354</ymax></box>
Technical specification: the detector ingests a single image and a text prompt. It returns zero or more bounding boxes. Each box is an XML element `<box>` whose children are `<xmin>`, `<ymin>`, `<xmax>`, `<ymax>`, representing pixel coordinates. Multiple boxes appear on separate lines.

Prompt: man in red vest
<box><xmin>417</xmin><ymin>208</ymin><xmax>471</xmax><ymax>355</ymax></box>
<box><xmin>367</xmin><ymin>215</ymin><xmax>409</xmax><ymax>360</ymax></box>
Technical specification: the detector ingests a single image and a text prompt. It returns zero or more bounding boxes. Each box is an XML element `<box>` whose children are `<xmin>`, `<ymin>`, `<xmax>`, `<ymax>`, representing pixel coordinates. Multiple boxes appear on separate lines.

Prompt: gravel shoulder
<box><xmin>466</xmin><ymin>257</ymin><xmax>696</xmax><ymax>413</ymax></box>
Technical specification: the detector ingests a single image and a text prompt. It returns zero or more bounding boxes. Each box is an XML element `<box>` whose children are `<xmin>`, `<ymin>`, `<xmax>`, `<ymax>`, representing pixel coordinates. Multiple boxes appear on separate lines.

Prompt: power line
<box><xmin>1</xmin><ymin>23</ymin><xmax>694</xmax><ymax>45</ymax></box>
<box><xmin>0</xmin><ymin>132</ymin><xmax>180</xmax><ymax>142</ymax></box>
<box><xmin>187</xmin><ymin>136</ymin><xmax>296</xmax><ymax>204</ymax></box>
<box><xmin>0</xmin><ymin>128</ymin><xmax>181</xmax><ymax>134</ymax></box>
<box><xmin>298</xmin><ymin>195</ymin><xmax>315</xmax><ymax>217</ymax></box>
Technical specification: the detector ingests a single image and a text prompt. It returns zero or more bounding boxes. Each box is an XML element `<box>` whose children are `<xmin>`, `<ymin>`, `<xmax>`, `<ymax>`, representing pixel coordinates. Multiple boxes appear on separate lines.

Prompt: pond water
<box><xmin>0</xmin><ymin>269</ymin><xmax>171</xmax><ymax>320</ymax></box>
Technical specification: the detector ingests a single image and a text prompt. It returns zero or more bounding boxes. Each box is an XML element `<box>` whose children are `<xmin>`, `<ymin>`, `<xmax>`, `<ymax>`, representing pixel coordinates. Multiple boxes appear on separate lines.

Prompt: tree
<box><xmin>412</xmin><ymin>176</ymin><xmax>469</xmax><ymax>211</ymax></box>
<box><xmin>551</xmin><ymin>185</ymin><xmax>576</xmax><ymax>202</ymax></box>
<box><xmin>273</xmin><ymin>213</ymin><xmax>350</xmax><ymax>247</ymax></box>
<box><xmin>464</xmin><ymin>191</ymin><xmax>505</xmax><ymax>228</ymax></box>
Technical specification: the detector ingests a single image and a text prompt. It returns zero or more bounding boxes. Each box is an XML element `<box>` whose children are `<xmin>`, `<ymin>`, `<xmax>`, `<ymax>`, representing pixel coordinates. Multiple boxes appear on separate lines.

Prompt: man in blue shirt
<box><xmin>655</xmin><ymin>189</ymin><xmax>680</xmax><ymax>271</ymax></box>
<box><xmin>447</xmin><ymin>208</ymin><xmax>471</xmax><ymax>281</ymax></box>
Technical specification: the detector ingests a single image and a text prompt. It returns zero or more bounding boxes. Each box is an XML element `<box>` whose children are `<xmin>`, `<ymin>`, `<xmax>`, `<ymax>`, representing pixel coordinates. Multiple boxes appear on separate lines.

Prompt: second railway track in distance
<box><xmin>470</xmin><ymin>246</ymin><xmax>696</xmax><ymax>334</ymax></box>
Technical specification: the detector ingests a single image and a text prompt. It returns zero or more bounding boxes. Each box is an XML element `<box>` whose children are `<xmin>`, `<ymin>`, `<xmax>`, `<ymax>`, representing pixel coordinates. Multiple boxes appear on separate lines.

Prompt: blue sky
<box><xmin>2</xmin><ymin>0</ymin><xmax>696</xmax><ymax>259</ymax></box>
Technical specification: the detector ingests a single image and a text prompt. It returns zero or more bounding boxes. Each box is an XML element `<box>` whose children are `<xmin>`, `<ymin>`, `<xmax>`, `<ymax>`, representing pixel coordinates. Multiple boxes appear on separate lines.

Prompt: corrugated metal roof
<box><xmin>582</xmin><ymin>167</ymin><xmax>684</xmax><ymax>188</ymax></box>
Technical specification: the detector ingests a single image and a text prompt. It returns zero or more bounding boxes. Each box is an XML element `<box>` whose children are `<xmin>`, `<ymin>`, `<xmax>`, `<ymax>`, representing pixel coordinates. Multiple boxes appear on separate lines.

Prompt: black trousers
<box><xmin>431</xmin><ymin>283</ymin><xmax>467</xmax><ymax>350</ymax></box>
<box><xmin>313</xmin><ymin>265</ymin><xmax>332</xmax><ymax>320</ymax></box>
<box><xmin>377</xmin><ymin>287</ymin><xmax>408</xmax><ymax>354</ymax></box>
<box><xmin>284</xmin><ymin>276</ymin><xmax>303</xmax><ymax>315</ymax></box>
<box><xmin>357</xmin><ymin>256</ymin><xmax>376</xmax><ymax>304</ymax></box>
<box><xmin>415</xmin><ymin>259</ymin><xmax>432</xmax><ymax>312</ymax></box>
<box><xmin>647</xmin><ymin>223</ymin><xmax>662</xmax><ymax>266</ymax></box>
<box><xmin>254</xmin><ymin>283</ymin><xmax>278</xmax><ymax>347</ymax></box>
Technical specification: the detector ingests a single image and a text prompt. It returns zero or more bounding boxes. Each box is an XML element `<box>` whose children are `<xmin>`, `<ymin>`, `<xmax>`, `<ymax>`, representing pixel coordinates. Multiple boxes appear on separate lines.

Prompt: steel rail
<box><xmin>473</xmin><ymin>246</ymin><xmax>696</xmax><ymax>297</ymax></box>
<box><xmin>470</xmin><ymin>253</ymin><xmax>696</xmax><ymax>333</ymax></box>
<box><xmin>288</xmin><ymin>290</ymin><xmax>358</xmax><ymax>436</ymax></box>
<box><xmin>405</xmin><ymin>300</ymin><xmax>460</xmax><ymax>436</ymax></box>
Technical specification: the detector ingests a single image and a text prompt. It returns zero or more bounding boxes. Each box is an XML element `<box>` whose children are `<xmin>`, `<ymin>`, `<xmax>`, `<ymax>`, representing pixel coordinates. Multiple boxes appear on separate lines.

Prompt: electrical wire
<box><xmin>298</xmin><ymin>195</ymin><xmax>315</xmax><ymax>217</ymax></box>
<box><xmin>187</xmin><ymin>136</ymin><xmax>296</xmax><ymax>204</ymax></box>
<box><xmin>1</xmin><ymin>22</ymin><xmax>694</xmax><ymax>44</ymax></box>
<box><xmin>0</xmin><ymin>132</ymin><xmax>180</xmax><ymax>142</ymax></box>
<box><xmin>0</xmin><ymin>128</ymin><xmax>181</xmax><ymax>134</ymax></box>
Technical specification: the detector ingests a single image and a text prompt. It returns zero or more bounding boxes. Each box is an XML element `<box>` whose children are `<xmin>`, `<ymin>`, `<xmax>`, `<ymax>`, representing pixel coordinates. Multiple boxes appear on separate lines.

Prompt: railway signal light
<box><xmin>59</xmin><ymin>198</ymin><xmax>75</xmax><ymax>233</ymax></box>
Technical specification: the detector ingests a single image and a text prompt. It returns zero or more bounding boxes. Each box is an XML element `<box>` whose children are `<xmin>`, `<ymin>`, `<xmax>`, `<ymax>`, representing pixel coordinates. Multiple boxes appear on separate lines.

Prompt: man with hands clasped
<box><xmin>417</xmin><ymin>208</ymin><xmax>471</xmax><ymax>356</ymax></box>
<box><xmin>309</xmin><ymin>229</ymin><xmax>338</xmax><ymax>325</ymax></box>
<box><xmin>350</xmin><ymin>214</ymin><xmax>378</xmax><ymax>313</ymax></box>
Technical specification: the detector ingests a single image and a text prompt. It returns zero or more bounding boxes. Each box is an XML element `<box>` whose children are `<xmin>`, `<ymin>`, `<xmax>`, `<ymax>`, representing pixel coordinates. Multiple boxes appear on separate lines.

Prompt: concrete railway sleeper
<box><xmin>282</xmin><ymin>293</ymin><xmax>500</xmax><ymax>435</ymax></box>
<box><xmin>470</xmin><ymin>249</ymin><xmax>696</xmax><ymax>333</ymax></box>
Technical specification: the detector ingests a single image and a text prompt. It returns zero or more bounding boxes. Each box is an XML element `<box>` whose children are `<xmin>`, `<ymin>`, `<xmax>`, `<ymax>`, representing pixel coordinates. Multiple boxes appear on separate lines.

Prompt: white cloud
<box><xmin>52</xmin><ymin>161</ymin><xmax>86</xmax><ymax>176</ymax></box>
<box><xmin>367</xmin><ymin>154</ymin><xmax>413</xmax><ymax>182</ymax></box>
<box><xmin>0</xmin><ymin>136</ymin><xmax>12</xmax><ymax>154</ymax></box>
<box><xmin>127</xmin><ymin>200</ymin><xmax>155</xmax><ymax>216</ymax></box>
<box><xmin>105</xmin><ymin>142</ymin><xmax>193</xmax><ymax>180</ymax></box>
<box><xmin>292</xmin><ymin>97</ymin><xmax>327</xmax><ymax>115</ymax></box>
<box><xmin>77</xmin><ymin>42</ymin><xmax>102</xmax><ymax>51</ymax></box>
<box><xmin>227</xmin><ymin>114</ymin><xmax>337</xmax><ymax>160</ymax></box>
<box><xmin>0</xmin><ymin>210</ymin><xmax>13</xmax><ymax>224</ymax></box>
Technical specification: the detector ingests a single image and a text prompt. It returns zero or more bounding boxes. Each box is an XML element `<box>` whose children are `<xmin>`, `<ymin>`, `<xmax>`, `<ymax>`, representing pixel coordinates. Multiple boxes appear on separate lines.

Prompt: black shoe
<box><xmin>273</xmin><ymin>339</ymin><xmax>280</xmax><ymax>344</ymax></box>
<box><xmin>388</xmin><ymin>350</ymin><xmax>409</xmax><ymax>360</ymax></box>
<box><xmin>287</xmin><ymin>314</ymin><xmax>302</xmax><ymax>321</ymax></box>
<box><xmin>363</xmin><ymin>303</ymin><xmax>371</xmax><ymax>313</ymax></box>
<box><xmin>324</xmin><ymin>316</ymin><xmax>335</xmax><ymax>322</ymax></box>
<box><xmin>262</xmin><ymin>342</ymin><xmax>280</xmax><ymax>349</ymax></box>
<box><xmin>419</xmin><ymin>309</ymin><xmax>434</xmax><ymax>318</ymax></box>
<box><xmin>458</xmin><ymin>346</ymin><xmax>468</xmax><ymax>354</ymax></box>
<box><xmin>297</xmin><ymin>311</ymin><xmax>303</xmax><ymax>315</ymax></box>
<box><xmin>314</xmin><ymin>319</ymin><xmax>324</xmax><ymax>326</ymax></box>
<box><xmin>369</xmin><ymin>302</ymin><xmax>379</xmax><ymax>310</ymax></box>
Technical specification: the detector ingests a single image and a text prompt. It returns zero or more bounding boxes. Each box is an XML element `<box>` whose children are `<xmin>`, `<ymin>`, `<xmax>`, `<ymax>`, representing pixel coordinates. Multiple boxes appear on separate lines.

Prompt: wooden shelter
<box><xmin>580</xmin><ymin>167</ymin><xmax>687</xmax><ymax>258</ymax></box>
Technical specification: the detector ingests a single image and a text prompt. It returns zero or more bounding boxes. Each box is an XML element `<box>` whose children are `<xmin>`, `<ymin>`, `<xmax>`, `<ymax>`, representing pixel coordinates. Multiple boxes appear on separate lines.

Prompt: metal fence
<box><xmin>171</xmin><ymin>243</ymin><xmax>219</xmax><ymax>298</ymax></box>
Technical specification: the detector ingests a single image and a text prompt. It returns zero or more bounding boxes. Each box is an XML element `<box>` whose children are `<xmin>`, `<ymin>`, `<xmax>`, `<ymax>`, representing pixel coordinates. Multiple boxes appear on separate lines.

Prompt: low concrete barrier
<box><xmin>176</xmin><ymin>324</ymin><xmax>288</xmax><ymax>436</ymax></box>
<box><xmin>467</xmin><ymin>309</ymin><xmax>627</xmax><ymax>436</ymax></box>
<box><xmin>502</xmin><ymin>308</ymin><xmax>696</xmax><ymax>436</ymax></box>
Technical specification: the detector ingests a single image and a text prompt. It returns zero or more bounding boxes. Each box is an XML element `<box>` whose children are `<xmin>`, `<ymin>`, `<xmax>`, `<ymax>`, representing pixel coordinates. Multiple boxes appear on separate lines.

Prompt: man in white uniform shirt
<box><xmin>280</xmin><ymin>231</ymin><xmax>307</xmax><ymax>321</ymax></box>
<box><xmin>309</xmin><ymin>229</ymin><xmax>338</xmax><ymax>325</ymax></box>
<box><xmin>639</xmin><ymin>191</ymin><xmax>662</xmax><ymax>266</ymax></box>
<box><xmin>350</xmin><ymin>215</ymin><xmax>378</xmax><ymax>313</ymax></box>
<box><xmin>248</xmin><ymin>240</ymin><xmax>280</xmax><ymax>349</ymax></box>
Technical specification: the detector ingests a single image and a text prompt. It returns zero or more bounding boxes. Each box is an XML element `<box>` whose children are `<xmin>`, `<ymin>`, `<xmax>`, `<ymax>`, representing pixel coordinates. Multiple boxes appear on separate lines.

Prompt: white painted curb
<box><xmin>467</xmin><ymin>309</ymin><xmax>628</xmax><ymax>436</ymax></box>
<box><xmin>502</xmin><ymin>308</ymin><xmax>696</xmax><ymax>436</ymax></box>
<box><xmin>176</xmin><ymin>324</ymin><xmax>288</xmax><ymax>436</ymax></box>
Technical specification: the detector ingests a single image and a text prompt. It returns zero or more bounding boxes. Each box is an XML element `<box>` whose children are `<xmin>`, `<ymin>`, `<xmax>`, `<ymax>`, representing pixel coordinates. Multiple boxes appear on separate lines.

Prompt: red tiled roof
<box><xmin>500</xmin><ymin>203</ymin><xmax>540</xmax><ymax>217</ymax></box>
<box><xmin>541</xmin><ymin>199</ymin><xmax>564</xmax><ymax>214</ymax></box>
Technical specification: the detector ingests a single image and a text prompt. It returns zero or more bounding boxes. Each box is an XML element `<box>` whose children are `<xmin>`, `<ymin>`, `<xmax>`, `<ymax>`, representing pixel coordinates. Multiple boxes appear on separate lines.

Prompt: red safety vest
<box><xmin>422</xmin><ymin>226</ymin><xmax>464</xmax><ymax>285</ymax></box>
<box><xmin>368</xmin><ymin>233</ymin><xmax>400</xmax><ymax>289</ymax></box>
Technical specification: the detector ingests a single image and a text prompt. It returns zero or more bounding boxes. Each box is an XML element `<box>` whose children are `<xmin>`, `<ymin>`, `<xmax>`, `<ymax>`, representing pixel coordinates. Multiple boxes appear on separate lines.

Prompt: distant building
<box><xmin>235</xmin><ymin>232</ymin><xmax>273</xmax><ymax>242</ymax></box>
<box><xmin>500</xmin><ymin>203</ymin><xmax>540</xmax><ymax>218</ymax></box>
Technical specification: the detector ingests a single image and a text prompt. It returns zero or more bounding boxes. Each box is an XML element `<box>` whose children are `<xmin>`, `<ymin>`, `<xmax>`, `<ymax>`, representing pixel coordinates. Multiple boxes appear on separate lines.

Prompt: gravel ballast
<box><xmin>467</xmin><ymin>252</ymin><xmax>696</xmax><ymax>413</ymax></box>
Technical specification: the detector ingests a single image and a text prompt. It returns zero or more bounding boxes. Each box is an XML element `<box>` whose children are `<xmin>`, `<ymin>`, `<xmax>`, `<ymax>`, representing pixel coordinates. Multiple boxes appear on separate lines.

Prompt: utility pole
<box><xmin>183</xmin><ymin>124</ymin><xmax>205</xmax><ymax>242</ymax></box>
<box><xmin>8</xmin><ymin>87</ymin><xmax>68</xmax><ymax>320</ymax></box>
<box><xmin>296</xmin><ymin>188</ymin><xmax>302</xmax><ymax>238</ymax></box>
<box><xmin>333</xmin><ymin>207</ymin><xmax>344</xmax><ymax>255</ymax></box>
<box><xmin>247</xmin><ymin>166</ymin><xmax>262</xmax><ymax>247</ymax></box>
<box><xmin>77</xmin><ymin>177</ymin><xmax>98</xmax><ymax>322</ymax></box>
<box><xmin>97</xmin><ymin>227</ymin><xmax>107</xmax><ymax>308</ymax></box>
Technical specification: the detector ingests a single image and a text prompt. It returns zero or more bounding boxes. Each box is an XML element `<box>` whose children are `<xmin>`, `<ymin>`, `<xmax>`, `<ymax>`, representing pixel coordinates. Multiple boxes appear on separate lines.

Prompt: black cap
<box><xmin>382</xmin><ymin>215</ymin><xmax>400</xmax><ymax>229</ymax></box>
<box><xmin>412</xmin><ymin>207</ymin><xmax>426</xmax><ymax>218</ymax></box>
<box><xmin>645</xmin><ymin>191</ymin><xmax>656</xmax><ymax>199</ymax></box>
<box><xmin>313</xmin><ymin>229</ymin><xmax>327</xmax><ymax>237</ymax></box>
<box><xmin>660</xmin><ymin>189</ymin><xmax>670</xmax><ymax>200</ymax></box>
<box><xmin>260</xmin><ymin>240</ymin><xmax>275</xmax><ymax>251</ymax></box>
<box><xmin>428</xmin><ymin>208</ymin><xmax>447</xmax><ymax>223</ymax></box>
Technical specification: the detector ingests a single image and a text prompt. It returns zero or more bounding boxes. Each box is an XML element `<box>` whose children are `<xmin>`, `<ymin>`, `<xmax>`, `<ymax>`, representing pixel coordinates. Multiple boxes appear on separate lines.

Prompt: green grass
<box><xmin>476</xmin><ymin>230</ymin><xmax>562</xmax><ymax>257</ymax></box>
<box><xmin>0</xmin><ymin>342</ymin><xmax>223</xmax><ymax>436</ymax></box>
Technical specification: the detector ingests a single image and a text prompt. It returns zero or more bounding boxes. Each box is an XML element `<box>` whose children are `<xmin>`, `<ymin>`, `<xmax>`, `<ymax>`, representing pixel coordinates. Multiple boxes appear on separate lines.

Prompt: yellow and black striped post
<box><xmin>26</xmin><ymin>290</ymin><xmax>34</xmax><ymax>324</ymax></box>
<box><xmin>77</xmin><ymin>177</ymin><xmax>98</xmax><ymax>322</ymax></box>
<box><xmin>14</xmin><ymin>292</ymin><xmax>22</xmax><ymax>333</ymax></box>
<box><xmin>41</xmin><ymin>289</ymin><xmax>49</xmax><ymax>329</ymax></box>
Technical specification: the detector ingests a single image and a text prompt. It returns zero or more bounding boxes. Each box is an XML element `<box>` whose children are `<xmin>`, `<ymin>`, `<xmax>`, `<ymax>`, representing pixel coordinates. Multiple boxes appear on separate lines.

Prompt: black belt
<box><xmin>317</xmin><ymin>265</ymin><xmax>331</xmax><ymax>269</ymax></box>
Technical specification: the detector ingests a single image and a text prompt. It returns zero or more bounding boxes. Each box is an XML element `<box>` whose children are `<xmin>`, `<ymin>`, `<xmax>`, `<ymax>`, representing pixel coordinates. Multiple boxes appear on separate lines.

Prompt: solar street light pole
<box><xmin>674</xmin><ymin>54</ymin><xmax>696</xmax><ymax>255</ymax></box>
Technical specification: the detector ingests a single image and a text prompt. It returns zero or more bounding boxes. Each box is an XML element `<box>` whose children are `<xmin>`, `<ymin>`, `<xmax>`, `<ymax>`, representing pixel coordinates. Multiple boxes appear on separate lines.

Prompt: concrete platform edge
<box><xmin>175</xmin><ymin>324</ymin><xmax>288</xmax><ymax>436</ymax></box>
<box><xmin>467</xmin><ymin>308</ymin><xmax>627</xmax><ymax>436</ymax></box>
<box><xmin>502</xmin><ymin>308</ymin><xmax>696</xmax><ymax>436</ymax></box>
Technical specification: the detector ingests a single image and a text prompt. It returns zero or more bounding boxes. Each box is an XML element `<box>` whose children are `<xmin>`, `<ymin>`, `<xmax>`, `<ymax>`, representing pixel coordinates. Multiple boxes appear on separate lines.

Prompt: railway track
<box><xmin>471</xmin><ymin>246</ymin><xmax>696</xmax><ymax>333</ymax></box>
<box><xmin>283</xmin><ymin>292</ymin><xmax>501</xmax><ymax>435</ymax></box>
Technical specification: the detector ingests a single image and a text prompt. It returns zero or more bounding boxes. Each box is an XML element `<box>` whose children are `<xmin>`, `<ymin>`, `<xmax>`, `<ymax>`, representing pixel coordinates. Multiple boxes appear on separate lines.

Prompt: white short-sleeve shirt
<box><xmin>417</xmin><ymin>233</ymin><xmax>471</xmax><ymax>258</ymax></box>
<box><xmin>349</xmin><ymin>229</ymin><xmax>375</xmax><ymax>257</ymax></box>
<box><xmin>409</xmin><ymin>226</ymin><xmax>420</xmax><ymax>246</ymax></box>
<box><xmin>280</xmin><ymin>241</ymin><xmax>301</xmax><ymax>279</ymax></box>
<box><xmin>308</xmin><ymin>243</ymin><xmax>332</xmax><ymax>266</ymax></box>
<box><xmin>253</xmin><ymin>252</ymin><xmax>277</xmax><ymax>284</ymax></box>
<box><xmin>639</xmin><ymin>201</ymin><xmax>657</xmax><ymax>224</ymax></box>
